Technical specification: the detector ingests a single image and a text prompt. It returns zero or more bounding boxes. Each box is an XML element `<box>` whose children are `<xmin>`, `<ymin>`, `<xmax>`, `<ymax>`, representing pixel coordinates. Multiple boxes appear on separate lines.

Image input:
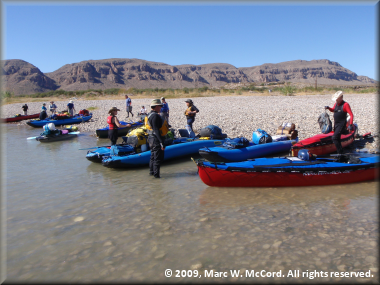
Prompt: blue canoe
<box><xmin>26</xmin><ymin>115</ymin><xmax>92</xmax><ymax>128</ymax></box>
<box><xmin>86</xmin><ymin>138</ymin><xmax>191</xmax><ymax>162</ymax></box>
<box><xmin>95</xmin><ymin>121</ymin><xmax>144</xmax><ymax>138</ymax></box>
<box><xmin>199</xmin><ymin>139</ymin><xmax>297</xmax><ymax>162</ymax></box>
<box><xmin>102</xmin><ymin>138</ymin><xmax>226</xmax><ymax>168</ymax></box>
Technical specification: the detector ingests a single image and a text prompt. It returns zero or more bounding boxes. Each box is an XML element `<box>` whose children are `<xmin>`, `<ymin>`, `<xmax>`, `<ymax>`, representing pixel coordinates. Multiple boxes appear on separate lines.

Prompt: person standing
<box><xmin>146</xmin><ymin>99</ymin><xmax>167</xmax><ymax>178</ymax></box>
<box><xmin>325</xmin><ymin>91</ymin><xmax>354</xmax><ymax>160</ymax></box>
<box><xmin>107</xmin><ymin>107</ymin><xmax>129</xmax><ymax>145</ymax></box>
<box><xmin>184</xmin><ymin>99</ymin><xmax>199</xmax><ymax>137</ymax></box>
<box><xmin>67</xmin><ymin>100</ymin><xmax>76</xmax><ymax>117</ymax></box>
<box><xmin>21</xmin><ymin>104</ymin><xmax>28</xmax><ymax>115</ymax></box>
<box><xmin>49</xmin><ymin>101</ymin><xmax>57</xmax><ymax>115</ymax></box>
<box><xmin>125</xmin><ymin>95</ymin><xmax>133</xmax><ymax>118</ymax></box>
<box><xmin>160</xmin><ymin>97</ymin><xmax>170</xmax><ymax>125</ymax></box>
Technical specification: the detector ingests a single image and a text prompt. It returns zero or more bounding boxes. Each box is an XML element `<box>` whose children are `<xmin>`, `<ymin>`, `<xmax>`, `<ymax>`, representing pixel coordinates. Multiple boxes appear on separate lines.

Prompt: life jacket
<box><xmin>145</xmin><ymin>112</ymin><xmax>169</xmax><ymax>137</ymax></box>
<box><xmin>333</xmin><ymin>101</ymin><xmax>347</xmax><ymax>125</ymax></box>
<box><xmin>185</xmin><ymin>106</ymin><xmax>195</xmax><ymax>117</ymax></box>
<box><xmin>107</xmin><ymin>115</ymin><xmax>118</xmax><ymax>130</ymax></box>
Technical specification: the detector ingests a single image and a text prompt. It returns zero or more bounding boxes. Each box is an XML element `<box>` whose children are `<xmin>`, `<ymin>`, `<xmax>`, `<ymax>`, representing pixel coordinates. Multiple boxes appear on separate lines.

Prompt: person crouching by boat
<box><xmin>325</xmin><ymin>91</ymin><xmax>354</xmax><ymax>160</ymax></box>
<box><xmin>42</xmin><ymin>123</ymin><xmax>60</xmax><ymax>136</ymax></box>
<box><xmin>146</xmin><ymin>99</ymin><xmax>169</xmax><ymax>178</ymax></box>
<box><xmin>184</xmin><ymin>99</ymin><xmax>199</xmax><ymax>138</ymax></box>
<box><xmin>39</xmin><ymin>103</ymin><xmax>48</xmax><ymax>120</ymax></box>
<box><xmin>22</xmin><ymin>104</ymin><xmax>28</xmax><ymax>115</ymax></box>
<box><xmin>67</xmin><ymin>100</ymin><xmax>76</xmax><ymax>117</ymax></box>
<box><xmin>139</xmin><ymin>106</ymin><xmax>148</xmax><ymax>115</ymax></box>
<box><xmin>107</xmin><ymin>107</ymin><xmax>132</xmax><ymax>145</ymax></box>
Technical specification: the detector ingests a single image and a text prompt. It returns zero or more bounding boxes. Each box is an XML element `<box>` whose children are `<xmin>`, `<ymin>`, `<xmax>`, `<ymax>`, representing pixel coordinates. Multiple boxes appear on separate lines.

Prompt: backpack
<box><xmin>125</xmin><ymin>127</ymin><xmax>148</xmax><ymax>148</ymax></box>
<box><xmin>318</xmin><ymin>111</ymin><xmax>332</xmax><ymax>134</ymax></box>
<box><xmin>252</xmin><ymin>129</ymin><xmax>272</xmax><ymax>144</ymax></box>
<box><xmin>199</xmin><ymin>125</ymin><xmax>225</xmax><ymax>139</ymax></box>
<box><xmin>222</xmin><ymin>137</ymin><xmax>250</xmax><ymax>149</ymax></box>
<box><xmin>79</xmin><ymin>109</ymin><xmax>90</xmax><ymax>116</ymax></box>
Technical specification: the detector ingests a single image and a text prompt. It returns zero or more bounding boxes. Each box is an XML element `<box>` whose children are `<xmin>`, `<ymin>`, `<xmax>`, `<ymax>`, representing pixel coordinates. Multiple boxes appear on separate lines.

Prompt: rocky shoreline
<box><xmin>2</xmin><ymin>93</ymin><xmax>379</xmax><ymax>151</ymax></box>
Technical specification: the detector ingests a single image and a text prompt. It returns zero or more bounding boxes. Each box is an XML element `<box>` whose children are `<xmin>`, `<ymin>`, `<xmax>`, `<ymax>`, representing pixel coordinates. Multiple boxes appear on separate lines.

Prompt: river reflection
<box><xmin>3</xmin><ymin>124</ymin><xmax>379</xmax><ymax>283</ymax></box>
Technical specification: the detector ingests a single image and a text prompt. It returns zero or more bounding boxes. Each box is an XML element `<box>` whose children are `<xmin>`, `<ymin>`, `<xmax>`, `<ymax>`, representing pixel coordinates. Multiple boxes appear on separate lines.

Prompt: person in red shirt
<box><xmin>107</xmin><ymin>107</ymin><xmax>131</xmax><ymax>145</ymax></box>
<box><xmin>325</xmin><ymin>91</ymin><xmax>354</xmax><ymax>158</ymax></box>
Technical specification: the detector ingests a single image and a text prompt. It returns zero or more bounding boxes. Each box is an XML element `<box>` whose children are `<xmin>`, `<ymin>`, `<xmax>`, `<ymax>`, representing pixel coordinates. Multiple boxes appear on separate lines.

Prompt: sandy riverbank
<box><xmin>2</xmin><ymin>93</ymin><xmax>379</xmax><ymax>150</ymax></box>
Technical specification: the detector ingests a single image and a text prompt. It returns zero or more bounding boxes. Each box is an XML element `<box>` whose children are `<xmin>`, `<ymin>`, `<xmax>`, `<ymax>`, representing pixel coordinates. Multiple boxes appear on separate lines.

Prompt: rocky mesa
<box><xmin>1</xmin><ymin>58</ymin><xmax>377</xmax><ymax>95</ymax></box>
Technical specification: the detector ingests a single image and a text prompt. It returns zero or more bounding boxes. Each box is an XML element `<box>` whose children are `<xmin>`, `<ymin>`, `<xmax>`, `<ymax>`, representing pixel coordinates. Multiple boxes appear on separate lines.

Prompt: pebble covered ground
<box><xmin>2</xmin><ymin>93</ymin><xmax>379</xmax><ymax>151</ymax></box>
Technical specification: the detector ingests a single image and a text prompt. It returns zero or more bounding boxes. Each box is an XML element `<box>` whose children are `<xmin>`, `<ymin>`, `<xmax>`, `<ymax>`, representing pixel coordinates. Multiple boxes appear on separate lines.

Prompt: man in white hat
<box><xmin>146</xmin><ymin>99</ymin><xmax>167</xmax><ymax>178</ymax></box>
<box><xmin>325</xmin><ymin>91</ymin><xmax>354</xmax><ymax>159</ymax></box>
<box><xmin>67</xmin><ymin>100</ymin><xmax>76</xmax><ymax>117</ymax></box>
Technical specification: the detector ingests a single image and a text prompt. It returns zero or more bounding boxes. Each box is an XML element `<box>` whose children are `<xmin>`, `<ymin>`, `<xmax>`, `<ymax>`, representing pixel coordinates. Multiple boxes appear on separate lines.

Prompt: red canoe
<box><xmin>291</xmin><ymin>125</ymin><xmax>356</xmax><ymax>156</ymax></box>
<box><xmin>196</xmin><ymin>155</ymin><xmax>379</xmax><ymax>187</ymax></box>
<box><xmin>4</xmin><ymin>113</ymin><xmax>40</xmax><ymax>123</ymax></box>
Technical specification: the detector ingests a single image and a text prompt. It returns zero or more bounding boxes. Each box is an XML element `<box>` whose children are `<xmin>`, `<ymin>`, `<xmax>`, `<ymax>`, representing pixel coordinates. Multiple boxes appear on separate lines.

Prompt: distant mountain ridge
<box><xmin>1</xmin><ymin>58</ymin><xmax>377</xmax><ymax>95</ymax></box>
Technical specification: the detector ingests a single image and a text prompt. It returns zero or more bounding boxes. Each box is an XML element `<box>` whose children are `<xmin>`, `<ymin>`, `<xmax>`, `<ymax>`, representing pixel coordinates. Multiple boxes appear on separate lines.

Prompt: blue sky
<box><xmin>2</xmin><ymin>2</ymin><xmax>378</xmax><ymax>80</ymax></box>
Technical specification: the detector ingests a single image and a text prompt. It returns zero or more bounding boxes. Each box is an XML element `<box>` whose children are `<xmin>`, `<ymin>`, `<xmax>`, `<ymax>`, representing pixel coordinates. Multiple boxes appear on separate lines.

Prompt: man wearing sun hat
<box><xmin>49</xmin><ymin>101</ymin><xmax>57</xmax><ymax>115</ymax></box>
<box><xmin>146</xmin><ymin>99</ymin><xmax>168</xmax><ymax>178</ymax></box>
<box><xmin>325</xmin><ymin>91</ymin><xmax>354</xmax><ymax>158</ymax></box>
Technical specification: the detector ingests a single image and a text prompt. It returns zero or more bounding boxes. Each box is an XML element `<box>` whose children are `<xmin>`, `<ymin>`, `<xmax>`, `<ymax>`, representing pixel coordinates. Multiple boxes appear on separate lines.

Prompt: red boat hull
<box><xmin>197</xmin><ymin>165</ymin><xmax>378</xmax><ymax>187</ymax></box>
<box><xmin>4</xmin><ymin>113</ymin><xmax>40</xmax><ymax>122</ymax></box>
<box><xmin>291</xmin><ymin>125</ymin><xmax>356</xmax><ymax>156</ymax></box>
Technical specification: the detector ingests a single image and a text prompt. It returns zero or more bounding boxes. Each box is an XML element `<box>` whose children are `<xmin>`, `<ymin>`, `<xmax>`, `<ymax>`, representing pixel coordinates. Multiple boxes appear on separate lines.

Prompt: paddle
<box><xmin>27</xmin><ymin>131</ymin><xmax>80</xmax><ymax>140</ymax></box>
<box><xmin>78</xmin><ymin>143</ymin><xmax>126</xmax><ymax>150</ymax></box>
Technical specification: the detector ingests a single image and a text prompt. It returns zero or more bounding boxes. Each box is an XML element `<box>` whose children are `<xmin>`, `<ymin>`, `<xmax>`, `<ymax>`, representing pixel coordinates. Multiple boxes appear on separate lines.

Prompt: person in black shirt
<box><xmin>22</xmin><ymin>104</ymin><xmax>28</xmax><ymax>115</ymax></box>
<box><xmin>146</xmin><ymin>99</ymin><xmax>166</xmax><ymax>178</ymax></box>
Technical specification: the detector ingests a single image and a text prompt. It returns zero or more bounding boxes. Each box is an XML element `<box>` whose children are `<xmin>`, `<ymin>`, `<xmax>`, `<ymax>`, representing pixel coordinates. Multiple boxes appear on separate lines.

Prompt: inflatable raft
<box><xmin>102</xmin><ymin>138</ymin><xmax>226</xmax><ymax>168</ymax></box>
<box><xmin>95</xmin><ymin>121</ymin><xmax>143</xmax><ymax>138</ymax></box>
<box><xmin>4</xmin><ymin>113</ymin><xmax>39</xmax><ymax>122</ymax></box>
<box><xmin>291</xmin><ymin>125</ymin><xmax>356</xmax><ymax>156</ymax></box>
<box><xmin>199</xmin><ymin>139</ymin><xmax>296</xmax><ymax>162</ymax></box>
<box><xmin>35</xmin><ymin>131</ymin><xmax>79</xmax><ymax>143</ymax></box>
<box><xmin>26</xmin><ymin>115</ymin><xmax>92</xmax><ymax>127</ymax></box>
<box><xmin>196</xmin><ymin>153</ymin><xmax>379</xmax><ymax>187</ymax></box>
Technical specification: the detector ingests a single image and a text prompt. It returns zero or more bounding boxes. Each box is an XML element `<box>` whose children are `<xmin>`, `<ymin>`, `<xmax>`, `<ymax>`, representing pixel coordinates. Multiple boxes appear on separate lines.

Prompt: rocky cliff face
<box><xmin>1</xmin><ymin>58</ymin><xmax>377</xmax><ymax>95</ymax></box>
<box><xmin>1</xmin><ymin>59</ymin><xmax>58</xmax><ymax>95</ymax></box>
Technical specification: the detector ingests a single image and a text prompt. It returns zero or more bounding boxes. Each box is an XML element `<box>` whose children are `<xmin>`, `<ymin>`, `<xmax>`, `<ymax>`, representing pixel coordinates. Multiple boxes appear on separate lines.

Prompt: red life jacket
<box><xmin>107</xmin><ymin>115</ymin><xmax>117</xmax><ymax>130</ymax></box>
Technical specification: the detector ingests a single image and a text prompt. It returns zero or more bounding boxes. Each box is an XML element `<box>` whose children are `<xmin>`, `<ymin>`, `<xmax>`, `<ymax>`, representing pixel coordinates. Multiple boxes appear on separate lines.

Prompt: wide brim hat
<box><xmin>108</xmin><ymin>107</ymin><xmax>120</xmax><ymax>114</ymax></box>
<box><xmin>69</xmin><ymin>100</ymin><xmax>73</xmax><ymax>103</ymax></box>
<box><xmin>332</xmin><ymin>91</ymin><xmax>343</xmax><ymax>101</ymax></box>
<box><xmin>185</xmin><ymin>99</ymin><xmax>193</xmax><ymax>103</ymax></box>
<box><xmin>150</xmin><ymin>99</ymin><xmax>163</xmax><ymax>108</ymax></box>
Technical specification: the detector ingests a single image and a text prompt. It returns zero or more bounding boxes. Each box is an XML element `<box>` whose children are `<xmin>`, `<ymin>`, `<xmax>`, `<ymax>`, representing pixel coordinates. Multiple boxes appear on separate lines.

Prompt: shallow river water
<box><xmin>3</xmin><ymin>123</ymin><xmax>379</xmax><ymax>283</ymax></box>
